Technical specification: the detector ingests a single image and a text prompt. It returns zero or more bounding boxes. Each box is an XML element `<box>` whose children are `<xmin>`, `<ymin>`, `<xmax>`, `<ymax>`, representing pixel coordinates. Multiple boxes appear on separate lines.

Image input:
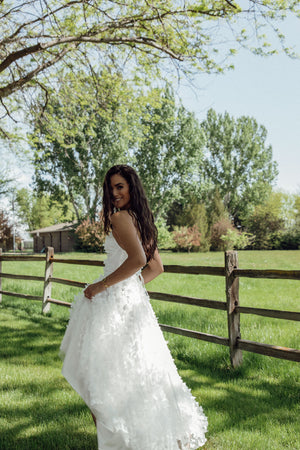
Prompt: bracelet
<box><xmin>102</xmin><ymin>278</ymin><xmax>110</xmax><ymax>289</ymax></box>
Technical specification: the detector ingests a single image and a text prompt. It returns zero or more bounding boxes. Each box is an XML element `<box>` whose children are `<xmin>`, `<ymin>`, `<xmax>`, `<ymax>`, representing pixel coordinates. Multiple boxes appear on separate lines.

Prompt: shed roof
<box><xmin>30</xmin><ymin>221</ymin><xmax>78</xmax><ymax>235</ymax></box>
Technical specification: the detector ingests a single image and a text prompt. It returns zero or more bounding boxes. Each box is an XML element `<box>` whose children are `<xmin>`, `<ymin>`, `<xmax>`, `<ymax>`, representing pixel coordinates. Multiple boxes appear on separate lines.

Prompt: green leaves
<box><xmin>133</xmin><ymin>86</ymin><xmax>205</xmax><ymax>219</ymax></box>
<box><xmin>1</xmin><ymin>0</ymin><xmax>299</xmax><ymax>107</ymax></box>
<box><xmin>201</xmin><ymin>108</ymin><xmax>278</xmax><ymax>224</ymax></box>
<box><xmin>15</xmin><ymin>188</ymin><xmax>75</xmax><ymax>231</ymax></box>
<box><xmin>30</xmin><ymin>69</ymin><xmax>146</xmax><ymax>220</ymax></box>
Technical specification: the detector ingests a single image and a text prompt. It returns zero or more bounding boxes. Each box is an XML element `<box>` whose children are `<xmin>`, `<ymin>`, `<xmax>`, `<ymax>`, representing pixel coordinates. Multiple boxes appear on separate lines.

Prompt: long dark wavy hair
<box><xmin>102</xmin><ymin>165</ymin><xmax>158</xmax><ymax>261</ymax></box>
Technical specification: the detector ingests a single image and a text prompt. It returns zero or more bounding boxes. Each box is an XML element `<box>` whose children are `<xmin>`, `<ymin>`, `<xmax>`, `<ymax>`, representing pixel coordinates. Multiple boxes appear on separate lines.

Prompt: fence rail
<box><xmin>0</xmin><ymin>247</ymin><xmax>299</xmax><ymax>367</ymax></box>
<box><xmin>234</xmin><ymin>268</ymin><xmax>300</xmax><ymax>280</ymax></box>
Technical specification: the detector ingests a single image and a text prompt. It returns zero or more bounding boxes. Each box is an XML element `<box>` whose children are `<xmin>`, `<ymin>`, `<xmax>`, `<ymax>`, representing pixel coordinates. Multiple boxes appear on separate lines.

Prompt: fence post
<box><xmin>42</xmin><ymin>246</ymin><xmax>54</xmax><ymax>314</ymax></box>
<box><xmin>225</xmin><ymin>250</ymin><xmax>243</xmax><ymax>368</ymax></box>
<box><xmin>0</xmin><ymin>248</ymin><xmax>2</xmax><ymax>304</ymax></box>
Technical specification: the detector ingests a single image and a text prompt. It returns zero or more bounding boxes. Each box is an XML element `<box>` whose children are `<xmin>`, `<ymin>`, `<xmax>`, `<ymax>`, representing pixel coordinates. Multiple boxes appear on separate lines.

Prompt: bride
<box><xmin>60</xmin><ymin>164</ymin><xmax>207</xmax><ymax>449</ymax></box>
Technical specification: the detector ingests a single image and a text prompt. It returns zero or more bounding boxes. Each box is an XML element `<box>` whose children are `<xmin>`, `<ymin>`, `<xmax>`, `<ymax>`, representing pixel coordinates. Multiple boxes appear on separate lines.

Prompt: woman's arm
<box><xmin>141</xmin><ymin>248</ymin><xmax>164</xmax><ymax>284</ymax></box>
<box><xmin>84</xmin><ymin>211</ymin><xmax>146</xmax><ymax>300</ymax></box>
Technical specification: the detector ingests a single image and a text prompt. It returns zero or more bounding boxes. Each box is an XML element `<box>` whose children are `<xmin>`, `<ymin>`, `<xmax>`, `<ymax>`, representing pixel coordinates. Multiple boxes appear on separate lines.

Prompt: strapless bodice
<box><xmin>103</xmin><ymin>233</ymin><xmax>129</xmax><ymax>277</ymax></box>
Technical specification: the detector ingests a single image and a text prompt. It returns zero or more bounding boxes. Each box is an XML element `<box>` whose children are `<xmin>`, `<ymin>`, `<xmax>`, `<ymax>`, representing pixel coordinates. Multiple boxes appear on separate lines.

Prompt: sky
<box><xmin>177</xmin><ymin>14</ymin><xmax>300</xmax><ymax>194</ymax></box>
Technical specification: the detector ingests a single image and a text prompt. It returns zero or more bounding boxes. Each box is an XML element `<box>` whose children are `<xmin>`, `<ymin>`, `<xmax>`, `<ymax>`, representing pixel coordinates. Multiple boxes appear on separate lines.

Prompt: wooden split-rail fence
<box><xmin>0</xmin><ymin>247</ymin><xmax>299</xmax><ymax>368</ymax></box>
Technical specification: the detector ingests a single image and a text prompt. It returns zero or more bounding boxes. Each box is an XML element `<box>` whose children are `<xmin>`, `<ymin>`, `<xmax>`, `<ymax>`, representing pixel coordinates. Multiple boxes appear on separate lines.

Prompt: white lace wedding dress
<box><xmin>60</xmin><ymin>233</ymin><xmax>208</xmax><ymax>450</ymax></box>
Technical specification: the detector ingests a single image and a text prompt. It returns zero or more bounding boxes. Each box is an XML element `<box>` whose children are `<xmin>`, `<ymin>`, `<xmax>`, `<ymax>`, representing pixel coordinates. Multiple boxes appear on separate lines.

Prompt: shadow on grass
<box><xmin>0</xmin><ymin>303</ymin><xmax>97</xmax><ymax>449</ymax></box>
<box><xmin>0</xmin><ymin>402</ymin><xmax>97</xmax><ymax>450</ymax></box>
<box><xmin>0</xmin><ymin>305</ymin><xmax>67</xmax><ymax>365</ymax></box>
<box><xmin>171</xmin><ymin>338</ymin><xmax>300</xmax><ymax>444</ymax></box>
<box><xmin>1</xmin><ymin>300</ymin><xmax>299</xmax><ymax>449</ymax></box>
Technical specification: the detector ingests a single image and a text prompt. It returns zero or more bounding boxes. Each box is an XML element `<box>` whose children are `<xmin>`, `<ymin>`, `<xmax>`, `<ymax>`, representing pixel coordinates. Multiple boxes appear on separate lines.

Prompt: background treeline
<box><xmin>1</xmin><ymin>1</ymin><xmax>300</xmax><ymax>253</ymax></box>
<box><xmin>1</xmin><ymin>75</ymin><xmax>299</xmax><ymax>252</ymax></box>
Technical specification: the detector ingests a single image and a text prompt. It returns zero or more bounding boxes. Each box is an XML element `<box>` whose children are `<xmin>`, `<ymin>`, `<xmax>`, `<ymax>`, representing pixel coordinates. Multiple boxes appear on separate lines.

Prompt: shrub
<box><xmin>0</xmin><ymin>211</ymin><xmax>14</xmax><ymax>251</ymax></box>
<box><xmin>172</xmin><ymin>225</ymin><xmax>201</xmax><ymax>252</ymax></box>
<box><xmin>279</xmin><ymin>226</ymin><xmax>300</xmax><ymax>249</ymax></box>
<box><xmin>75</xmin><ymin>217</ymin><xmax>105</xmax><ymax>252</ymax></box>
<box><xmin>210</xmin><ymin>218</ymin><xmax>235</xmax><ymax>251</ymax></box>
<box><xmin>184</xmin><ymin>202</ymin><xmax>210</xmax><ymax>252</ymax></box>
<box><xmin>245</xmin><ymin>207</ymin><xmax>284</xmax><ymax>250</ymax></box>
<box><xmin>220</xmin><ymin>229</ymin><xmax>255</xmax><ymax>250</ymax></box>
<box><xmin>156</xmin><ymin>220</ymin><xmax>176</xmax><ymax>250</ymax></box>
<box><xmin>167</xmin><ymin>199</ymin><xmax>211</xmax><ymax>251</ymax></box>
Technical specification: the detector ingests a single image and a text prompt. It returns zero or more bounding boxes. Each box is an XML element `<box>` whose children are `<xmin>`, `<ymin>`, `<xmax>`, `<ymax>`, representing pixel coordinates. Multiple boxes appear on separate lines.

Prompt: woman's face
<box><xmin>110</xmin><ymin>173</ymin><xmax>131</xmax><ymax>210</ymax></box>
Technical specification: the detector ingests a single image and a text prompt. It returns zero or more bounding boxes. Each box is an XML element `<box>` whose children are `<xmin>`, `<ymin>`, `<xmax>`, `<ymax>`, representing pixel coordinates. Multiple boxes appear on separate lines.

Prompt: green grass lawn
<box><xmin>0</xmin><ymin>250</ymin><xmax>299</xmax><ymax>449</ymax></box>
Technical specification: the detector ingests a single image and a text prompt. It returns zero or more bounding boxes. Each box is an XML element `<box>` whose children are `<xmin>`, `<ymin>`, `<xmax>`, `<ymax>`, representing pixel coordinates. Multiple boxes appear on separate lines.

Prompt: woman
<box><xmin>60</xmin><ymin>165</ymin><xmax>207</xmax><ymax>450</ymax></box>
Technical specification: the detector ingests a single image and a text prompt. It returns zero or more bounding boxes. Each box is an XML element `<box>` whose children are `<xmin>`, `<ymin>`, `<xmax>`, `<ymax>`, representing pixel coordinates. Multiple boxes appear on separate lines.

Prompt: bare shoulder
<box><xmin>110</xmin><ymin>210</ymin><xmax>144</xmax><ymax>259</ymax></box>
<box><xmin>110</xmin><ymin>210</ymin><xmax>134</xmax><ymax>228</ymax></box>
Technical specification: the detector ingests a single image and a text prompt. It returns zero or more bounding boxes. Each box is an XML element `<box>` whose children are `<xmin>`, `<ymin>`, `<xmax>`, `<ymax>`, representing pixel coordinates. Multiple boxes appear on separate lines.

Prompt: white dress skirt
<box><xmin>60</xmin><ymin>233</ymin><xmax>208</xmax><ymax>449</ymax></box>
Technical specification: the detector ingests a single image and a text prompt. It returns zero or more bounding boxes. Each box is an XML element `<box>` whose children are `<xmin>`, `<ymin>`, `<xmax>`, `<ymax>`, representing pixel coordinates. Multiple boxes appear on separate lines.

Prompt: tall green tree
<box><xmin>175</xmin><ymin>199</ymin><xmax>210</xmax><ymax>252</ymax></box>
<box><xmin>16</xmin><ymin>188</ymin><xmax>75</xmax><ymax>231</ymax></box>
<box><xmin>1</xmin><ymin>1</ymin><xmax>299</xmax><ymax>137</ymax></box>
<box><xmin>0</xmin><ymin>168</ymin><xmax>13</xmax><ymax>197</ymax></box>
<box><xmin>0</xmin><ymin>149</ymin><xmax>15</xmax><ymax>196</ymax></box>
<box><xmin>201</xmin><ymin>108</ymin><xmax>278</xmax><ymax>225</ymax></box>
<box><xmin>294</xmin><ymin>195</ymin><xmax>300</xmax><ymax>224</ymax></box>
<box><xmin>279</xmin><ymin>193</ymin><xmax>300</xmax><ymax>249</ymax></box>
<box><xmin>30</xmin><ymin>70</ymin><xmax>138</xmax><ymax>220</ymax></box>
<box><xmin>134</xmin><ymin>87</ymin><xmax>205</xmax><ymax>219</ymax></box>
<box><xmin>205</xmin><ymin>187</ymin><xmax>229</xmax><ymax>229</ymax></box>
<box><xmin>270</xmin><ymin>191</ymin><xmax>298</xmax><ymax>228</ymax></box>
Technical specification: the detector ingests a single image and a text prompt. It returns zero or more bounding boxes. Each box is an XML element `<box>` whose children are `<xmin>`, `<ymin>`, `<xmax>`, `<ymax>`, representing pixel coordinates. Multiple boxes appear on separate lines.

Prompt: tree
<box><xmin>0</xmin><ymin>167</ymin><xmax>13</xmax><ymax>197</ymax></box>
<box><xmin>201</xmin><ymin>109</ymin><xmax>278</xmax><ymax>225</ymax></box>
<box><xmin>30</xmin><ymin>69</ymin><xmax>137</xmax><ymax>220</ymax></box>
<box><xmin>1</xmin><ymin>1</ymin><xmax>300</xmax><ymax>136</ymax></box>
<box><xmin>31</xmin><ymin>73</ymin><xmax>204</xmax><ymax>221</ymax></box>
<box><xmin>182</xmin><ymin>201</ymin><xmax>210</xmax><ymax>251</ymax></box>
<box><xmin>244</xmin><ymin>191</ymin><xmax>300</xmax><ymax>250</ymax></box>
<box><xmin>134</xmin><ymin>87</ymin><xmax>205</xmax><ymax>219</ymax></box>
<box><xmin>0</xmin><ymin>149</ymin><xmax>15</xmax><ymax>196</ymax></box>
<box><xmin>0</xmin><ymin>210</ymin><xmax>14</xmax><ymax>251</ymax></box>
<box><xmin>245</xmin><ymin>193</ymin><xmax>284</xmax><ymax>249</ymax></box>
<box><xmin>273</xmin><ymin>191</ymin><xmax>300</xmax><ymax>249</ymax></box>
<box><xmin>15</xmin><ymin>188</ymin><xmax>75</xmax><ymax>231</ymax></box>
<box><xmin>156</xmin><ymin>219</ymin><xmax>176</xmax><ymax>250</ymax></box>
<box><xmin>294</xmin><ymin>195</ymin><xmax>300</xmax><ymax>223</ymax></box>
<box><xmin>205</xmin><ymin>187</ymin><xmax>229</xmax><ymax>229</ymax></box>
<box><xmin>265</xmin><ymin>191</ymin><xmax>299</xmax><ymax>228</ymax></box>
<box><xmin>166</xmin><ymin>197</ymin><xmax>210</xmax><ymax>251</ymax></box>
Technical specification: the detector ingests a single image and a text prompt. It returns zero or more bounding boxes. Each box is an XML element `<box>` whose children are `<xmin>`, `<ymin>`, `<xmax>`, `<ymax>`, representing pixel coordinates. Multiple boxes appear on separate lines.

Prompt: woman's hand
<box><xmin>84</xmin><ymin>282</ymin><xmax>105</xmax><ymax>301</ymax></box>
<box><xmin>83</xmin><ymin>211</ymin><xmax>146</xmax><ymax>301</ymax></box>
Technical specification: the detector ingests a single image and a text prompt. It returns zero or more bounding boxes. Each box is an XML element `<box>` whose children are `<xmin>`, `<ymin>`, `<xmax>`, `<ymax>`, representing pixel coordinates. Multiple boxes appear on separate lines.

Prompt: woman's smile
<box><xmin>110</xmin><ymin>174</ymin><xmax>131</xmax><ymax>210</ymax></box>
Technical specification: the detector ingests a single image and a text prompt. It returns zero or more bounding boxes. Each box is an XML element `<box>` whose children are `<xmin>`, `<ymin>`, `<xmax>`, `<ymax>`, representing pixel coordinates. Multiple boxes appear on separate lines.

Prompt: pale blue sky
<box><xmin>178</xmin><ymin>15</ymin><xmax>300</xmax><ymax>194</ymax></box>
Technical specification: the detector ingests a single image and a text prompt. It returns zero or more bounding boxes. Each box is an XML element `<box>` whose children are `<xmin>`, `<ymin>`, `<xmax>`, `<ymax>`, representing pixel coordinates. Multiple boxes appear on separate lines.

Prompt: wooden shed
<box><xmin>30</xmin><ymin>221</ymin><xmax>78</xmax><ymax>253</ymax></box>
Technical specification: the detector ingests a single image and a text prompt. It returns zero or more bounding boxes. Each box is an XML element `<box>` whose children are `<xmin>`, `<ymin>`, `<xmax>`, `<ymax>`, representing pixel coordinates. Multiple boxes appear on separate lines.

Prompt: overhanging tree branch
<box><xmin>0</xmin><ymin>34</ymin><xmax>185</xmax><ymax>77</ymax></box>
<box><xmin>0</xmin><ymin>45</ymin><xmax>75</xmax><ymax>98</ymax></box>
<box><xmin>0</xmin><ymin>0</ymin><xmax>299</xmax><ymax>127</ymax></box>
<box><xmin>1</xmin><ymin>1</ymin><xmax>84</xmax><ymax>44</ymax></box>
<box><xmin>0</xmin><ymin>2</ymin><xmax>231</xmax><ymax>74</ymax></box>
